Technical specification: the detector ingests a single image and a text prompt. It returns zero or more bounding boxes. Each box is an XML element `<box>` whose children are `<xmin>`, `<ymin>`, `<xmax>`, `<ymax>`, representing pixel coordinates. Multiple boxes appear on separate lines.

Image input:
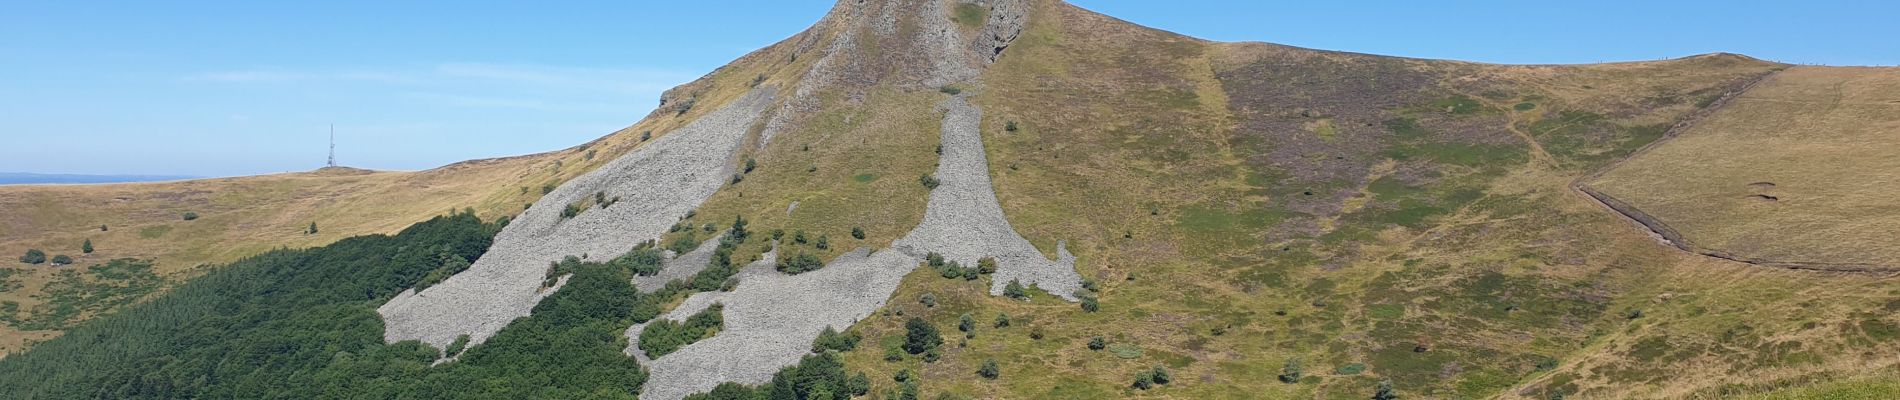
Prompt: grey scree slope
<box><xmin>377</xmin><ymin>87</ymin><xmax>776</xmax><ymax>351</ymax></box>
<box><xmin>892</xmin><ymin>94</ymin><xmax>1084</xmax><ymax>300</ymax></box>
<box><xmin>634</xmin><ymin>247</ymin><xmax>914</xmax><ymax>400</ymax></box>
<box><xmin>631</xmin><ymin>2</ymin><xmax>1067</xmax><ymax>398</ymax></box>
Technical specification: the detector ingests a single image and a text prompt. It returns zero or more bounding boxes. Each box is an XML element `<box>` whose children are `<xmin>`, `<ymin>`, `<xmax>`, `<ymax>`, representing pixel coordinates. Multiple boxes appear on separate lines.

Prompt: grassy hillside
<box><xmin>1587</xmin><ymin>66</ymin><xmax>1900</xmax><ymax>270</ymax></box>
<box><xmin>4</xmin><ymin>0</ymin><xmax>1899</xmax><ymax>399</ymax></box>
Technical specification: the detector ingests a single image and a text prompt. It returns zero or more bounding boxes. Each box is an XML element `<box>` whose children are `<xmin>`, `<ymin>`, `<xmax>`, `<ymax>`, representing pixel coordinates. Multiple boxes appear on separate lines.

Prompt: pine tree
<box><xmin>977</xmin><ymin>359</ymin><xmax>1000</xmax><ymax>379</ymax></box>
<box><xmin>81</xmin><ymin>239</ymin><xmax>93</xmax><ymax>254</ymax></box>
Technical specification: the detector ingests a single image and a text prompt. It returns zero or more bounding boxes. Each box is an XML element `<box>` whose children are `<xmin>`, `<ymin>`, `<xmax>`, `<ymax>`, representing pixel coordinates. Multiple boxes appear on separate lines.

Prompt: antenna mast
<box><xmin>327</xmin><ymin>124</ymin><xmax>337</xmax><ymax>167</ymax></box>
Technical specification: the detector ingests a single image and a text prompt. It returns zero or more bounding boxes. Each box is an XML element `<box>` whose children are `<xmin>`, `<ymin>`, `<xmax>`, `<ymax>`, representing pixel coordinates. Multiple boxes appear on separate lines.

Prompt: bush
<box><xmin>811</xmin><ymin>326</ymin><xmax>861</xmax><ymax>353</ymax></box>
<box><xmin>19</xmin><ymin>249</ymin><xmax>45</xmax><ymax>264</ymax></box>
<box><xmin>777</xmin><ymin>252</ymin><xmax>825</xmax><ymax>275</ymax></box>
<box><xmin>919</xmin><ymin>293</ymin><xmax>936</xmax><ymax>308</ymax></box>
<box><xmin>1003</xmin><ymin>279</ymin><xmax>1027</xmax><ymax>299</ymax></box>
<box><xmin>958</xmin><ymin>313</ymin><xmax>975</xmax><ymax>332</ymax></box>
<box><xmin>50</xmin><ymin>255</ymin><xmax>73</xmax><ymax>265</ymax></box>
<box><xmin>1373</xmin><ymin>380</ymin><xmax>1398</xmax><ymax>400</ymax></box>
<box><xmin>306</xmin><ymin>222</ymin><xmax>318</xmax><ymax>235</ymax></box>
<box><xmin>918</xmin><ymin>174</ymin><xmax>940</xmax><ymax>189</ymax></box>
<box><xmin>181</xmin><ymin>212</ymin><xmax>199</xmax><ymax>221</ymax></box>
<box><xmin>994</xmin><ymin>313</ymin><xmax>1010</xmax><ymax>328</ymax></box>
<box><xmin>743</xmin><ymin>157</ymin><xmax>757</xmax><ymax>174</ymax></box>
<box><xmin>1279</xmin><ymin>359</ymin><xmax>1302</xmax><ymax>383</ymax></box>
<box><xmin>611</xmin><ymin>247</ymin><xmax>666</xmax><ymax>276</ymax></box>
<box><xmin>1079</xmin><ymin>293</ymin><xmax>1099</xmax><ymax>312</ymax></box>
<box><xmin>815</xmin><ymin>235</ymin><xmax>829</xmax><ymax>250</ymax></box>
<box><xmin>939</xmin><ymin>86</ymin><xmax>961</xmax><ymax>95</ymax></box>
<box><xmin>793</xmin><ymin>230</ymin><xmax>808</xmax><ymax>245</ymax></box>
<box><xmin>80</xmin><ymin>240</ymin><xmax>93</xmax><ymax>254</ymax></box>
<box><xmin>1151</xmin><ymin>365</ymin><xmax>1171</xmax><ymax>384</ymax></box>
<box><xmin>976</xmin><ymin>257</ymin><xmax>997</xmax><ymax>274</ymax></box>
<box><xmin>445</xmin><ymin>334</ymin><xmax>470</xmax><ymax>356</ymax></box>
<box><xmin>561</xmin><ymin>202</ymin><xmax>585</xmax><ymax>219</ymax></box>
<box><xmin>977</xmin><ymin>359</ymin><xmax>999</xmax><ymax>379</ymax></box>
<box><xmin>639</xmin><ymin>303</ymin><xmax>725</xmax><ymax>358</ymax></box>
<box><xmin>1088</xmin><ymin>336</ymin><xmax>1106</xmax><ymax>350</ymax></box>
<box><xmin>1132</xmin><ymin>371</ymin><xmax>1155</xmax><ymax>390</ymax></box>
<box><xmin>641</xmin><ymin>130</ymin><xmax>652</xmax><ymax>141</ymax></box>
<box><xmin>668</xmin><ymin>233</ymin><xmax>702</xmax><ymax>254</ymax></box>
<box><xmin>902</xmin><ymin>317</ymin><xmax>942</xmax><ymax>354</ymax></box>
<box><xmin>1005</xmin><ymin>121</ymin><xmax>1018</xmax><ymax>132</ymax></box>
<box><xmin>851</xmin><ymin>226</ymin><xmax>865</xmax><ymax>240</ymax></box>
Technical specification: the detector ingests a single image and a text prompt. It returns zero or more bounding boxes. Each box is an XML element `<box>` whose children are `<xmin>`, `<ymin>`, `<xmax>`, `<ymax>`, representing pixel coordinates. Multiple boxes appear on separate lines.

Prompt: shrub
<box><xmin>641</xmin><ymin>130</ymin><xmax>652</xmax><ymax>141</ymax></box>
<box><xmin>994</xmin><ymin>313</ymin><xmax>1010</xmax><ymax>328</ymax></box>
<box><xmin>639</xmin><ymin>303</ymin><xmax>725</xmax><ymax>358</ymax></box>
<box><xmin>181</xmin><ymin>212</ymin><xmax>199</xmax><ymax>221</ymax></box>
<box><xmin>561</xmin><ymin>202</ymin><xmax>585</xmax><ymax>219</ymax></box>
<box><xmin>894</xmin><ymin>369</ymin><xmax>913</xmax><ymax>382</ymax></box>
<box><xmin>939</xmin><ymin>86</ymin><xmax>961</xmax><ymax>95</ymax></box>
<box><xmin>811</xmin><ymin>326</ymin><xmax>861</xmax><ymax>353</ymax></box>
<box><xmin>1150</xmin><ymin>366</ymin><xmax>1171</xmax><ymax>384</ymax></box>
<box><xmin>851</xmin><ymin>226</ymin><xmax>865</xmax><ymax>240</ymax></box>
<box><xmin>919</xmin><ymin>293</ymin><xmax>937</xmax><ymax>308</ymax></box>
<box><xmin>306</xmin><ymin>222</ymin><xmax>319</xmax><ymax>235</ymax></box>
<box><xmin>445</xmin><ymin>334</ymin><xmax>470</xmax><ymax>356</ymax></box>
<box><xmin>1081</xmin><ymin>277</ymin><xmax>1098</xmax><ymax>292</ymax></box>
<box><xmin>793</xmin><ymin>230</ymin><xmax>808</xmax><ymax>245</ymax></box>
<box><xmin>743</xmin><ymin>157</ymin><xmax>757</xmax><ymax>173</ymax></box>
<box><xmin>1373</xmin><ymin>380</ymin><xmax>1398</xmax><ymax>400</ymax></box>
<box><xmin>815</xmin><ymin>235</ymin><xmax>829</xmax><ymax>250</ymax></box>
<box><xmin>771</xmin><ymin>229</ymin><xmax>785</xmax><ymax>241</ymax></box>
<box><xmin>884</xmin><ymin>346</ymin><xmax>905</xmax><ymax>362</ymax></box>
<box><xmin>1088</xmin><ymin>336</ymin><xmax>1106</xmax><ymax>350</ymax></box>
<box><xmin>50</xmin><ymin>255</ymin><xmax>73</xmax><ymax>265</ymax></box>
<box><xmin>1029</xmin><ymin>327</ymin><xmax>1044</xmax><ymax>340</ymax></box>
<box><xmin>977</xmin><ymin>359</ymin><xmax>1000</xmax><ymax>379</ymax></box>
<box><xmin>1079</xmin><ymin>293</ymin><xmax>1099</xmax><ymax>312</ymax></box>
<box><xmin>81</xmin><ymin>239</ymin><xmax>93</xmax><ymax>254</ymax></box>
<box><xmin>611</xmin><ymin>247</ymin><xmax>666</xmax><ymax>276</ymax></box>
<box><xmin>918</xmin><ymin>174</ymin><xmax>940</xmax><ymax>189</ymax></box>
<box><xmin>1132</xmin><ymin>371</ymin><xmax>1155</xmax><ymax>390</ymax></box>
<box><xmin>668</xmin><ymin>233</ymin><xmax>701</xmax><ymax>254</ymax></box>
<box><xmin>777</xmin><ymin>252</ymin><xmax>825</xmax><ymax>275</ymax></box>
<box><xmin>1003</xmin><ymin>279</ymin><xmax>1027</xmax><ymax>299</ymax></box>
<box><xmin>730</xmin><ymin>173</ymin><xmax>743</xmax><ymax>185</ymax></box>
<box><xmin>1278</xmin><ymin>359</ymin><xmax>1302</xmax><ymax>383</ymax></box>
<box><xmin>1005</xmin><ymin>121</ymin><xmax>1018</xmax><ymax>132</ymax></box>
<box><xmin>976</xmin><ymin>257</ymin><xmax>997</xmax><ymax>274</ymax></box>
<box><xmin>541</xmin><ymin>183</ymin><xmax>556</xmax><ymax>194</ymax></box>
<box><xmin>20</xmin><ymin>249</ymin><xmax>45</xmax><ymax>264</ymax></box>
<box><xmin>958</xmin><ymin>313</ymin><xmax>975</xmax><ymax>332</ymax></box>
<box><xmin>902</xmin><ymin>317</ymin><xmax>942</xmax><ymax>354</ymax></box>
<box><xmin>99</xmin><ymin>224</ymin><xmax>108</xmax><ymax>231</ymax></box>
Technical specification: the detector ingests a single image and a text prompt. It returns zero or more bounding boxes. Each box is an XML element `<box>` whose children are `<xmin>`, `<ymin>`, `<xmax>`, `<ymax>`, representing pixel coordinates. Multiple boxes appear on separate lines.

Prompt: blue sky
<box><xmin>2</xmin><ymin>1</ymin><xmax>1893</xmax><ymax>177</ymax></box>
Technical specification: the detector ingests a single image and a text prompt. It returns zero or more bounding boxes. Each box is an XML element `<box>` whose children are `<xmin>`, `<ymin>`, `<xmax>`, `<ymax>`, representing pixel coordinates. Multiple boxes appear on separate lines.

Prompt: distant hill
<box><xmin>0</xmin><ymin>172</ymin><xmax>197</xmax><ymax>185</ymax></box>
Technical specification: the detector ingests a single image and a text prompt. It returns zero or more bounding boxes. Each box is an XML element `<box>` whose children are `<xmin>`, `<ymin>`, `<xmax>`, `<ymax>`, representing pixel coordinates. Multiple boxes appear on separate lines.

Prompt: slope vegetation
<box><xmin>4</xmin><ymin>1</ymin><xmax>1900</xmax><ymax>399</ymax></box>
<box><xmin>1586</xmin><ymin>66</ymin><xmax>1900</xmax><ymax>271</ymax></box>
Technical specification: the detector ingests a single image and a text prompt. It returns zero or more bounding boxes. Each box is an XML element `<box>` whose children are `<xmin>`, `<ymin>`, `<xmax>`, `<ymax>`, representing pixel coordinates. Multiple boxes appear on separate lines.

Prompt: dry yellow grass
<box><xmin>1588</xmin><ymin>66</ymin><xmax>1900</xmax><ymax>269</ymax></box>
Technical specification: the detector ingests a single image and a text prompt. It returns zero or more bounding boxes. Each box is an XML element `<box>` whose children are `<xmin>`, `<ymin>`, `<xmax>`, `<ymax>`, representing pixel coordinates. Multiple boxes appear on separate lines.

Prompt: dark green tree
<box><xmin>81</xmin><ymin>239</ymin><xmax>93</xmax><ymax>254</ymax></box>
<box><xmin>977</xmin><ymin>359</ymin><xmax>1000</xmax><ymax>379</ymax></box>
<box><xmin>851</xmin><ymin>226</ymin><xmax>865</xmax><ymax>240</ymax></box>
<box><xmin>902</xmin><ymin>317</ymin><xmax>942</xmax><ymax>354</ymax></box>
<box><xmin>50</xmin><ymin>255</ymin><xmax>73</xmax><ymax>265</ymax></box>
<box><xmin>957</xmin><ymin>313</ymin><xmax>975</xmax><ymax>333</ymax></box>
<box><xmin>1278</xmin><ymin>359</ymin><xmax>1302</xmax><ymax>383</ymax></box>
<box><xmin>1003</xmin><ymin>279</ymin><xmax>1027</xmax><ymax>299</ymax></box>
<box><xmin>1088</xmin><ymin>336</ymin><xmax>1106</xmax><ymax>350</ymax></box>
<box><xmin>19</xmin><ymin>249</ymin><xmax>45</xmax><ymax>264</ymax></box>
